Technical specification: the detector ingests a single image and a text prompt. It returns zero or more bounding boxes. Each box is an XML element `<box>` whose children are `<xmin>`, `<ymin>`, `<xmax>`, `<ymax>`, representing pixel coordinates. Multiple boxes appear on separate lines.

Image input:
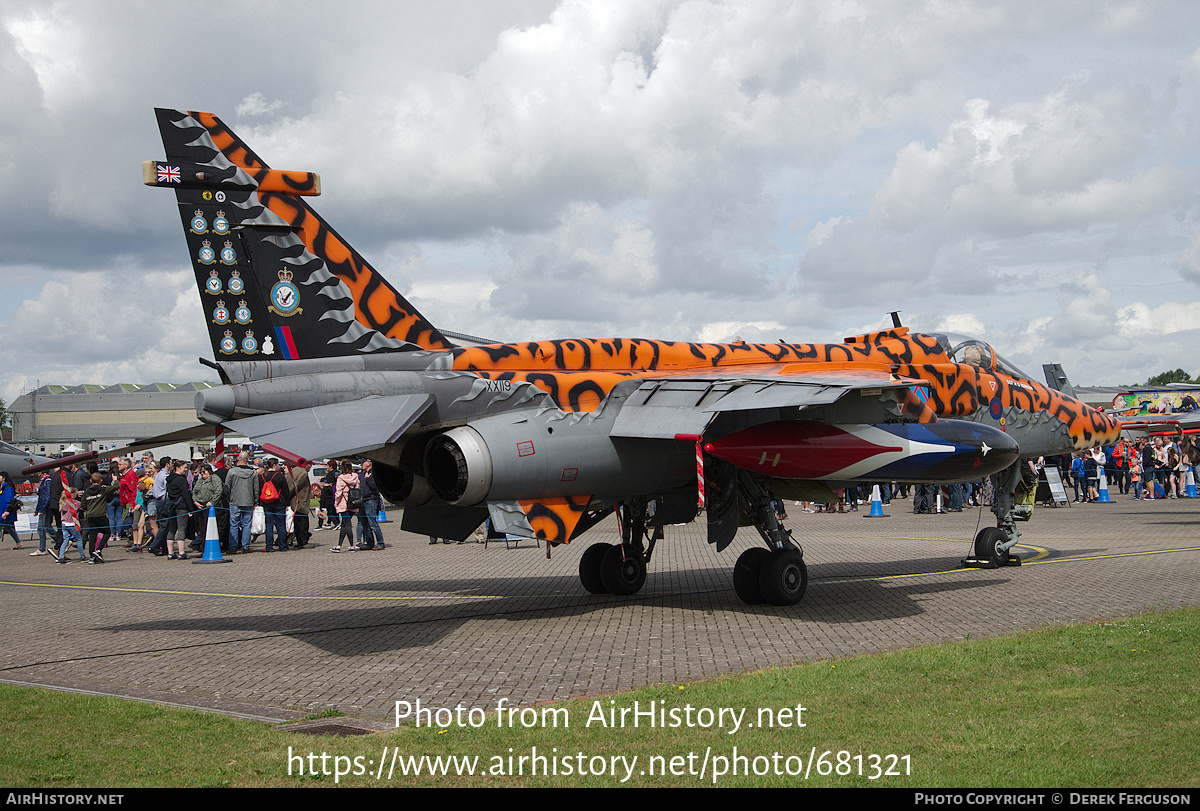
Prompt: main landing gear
<box><xmin>578</xmin><ymin>504</ymin><xmax>654</xmax><ymax>596</ymax></box>
<box><xmin>731</xmin><ymin>471</ymin><xmax>807</xmax><ymax>606</ymax></box>
<box><xmin>576</xmin><ymin>473</ymin><xmax>809</xmax><ymax>606</ymax></box>
<box><xmin>733</xmin><ymin>547</ymin><xmax>807</xmax><ymax>605</ymax></box>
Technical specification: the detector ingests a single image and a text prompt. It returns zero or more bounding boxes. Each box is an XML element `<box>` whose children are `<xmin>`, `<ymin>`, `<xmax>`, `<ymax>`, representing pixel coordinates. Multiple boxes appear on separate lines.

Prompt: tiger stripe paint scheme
<box><xmin>146</xmin><ymin>108</ymin><xmax>1120</xmax><ymax>598</ymax></box>
<box><xmin>149</xmin><ymin>108</ymin><xmax>1116</xmax><ymax>455</ymax></box>
<box><xmin>447</xmin><ymin>332</ymin><xmax>1121</xmax><ymax>455</ymax></box>
<box><xmin>149</xmin><ymin>108</ymin><xmax>452</xmax><ymax>358</ymax></box>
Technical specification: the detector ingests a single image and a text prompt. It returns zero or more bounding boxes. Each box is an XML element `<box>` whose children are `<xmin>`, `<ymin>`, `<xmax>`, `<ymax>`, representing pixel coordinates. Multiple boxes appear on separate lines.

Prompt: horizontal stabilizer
<box><xmin>19</xmin><ymin>423</ymin><xmax>219</xmax><ymax>474</ymax></box>
<box><xmin>222</xmin><ymin>394</ymin><xmax>433</xmax><ymax>463</ymax></box>
<box><xmin>489</xmin><ymin>495</ymin><xmax>593</xmax><ymax>545</ymax></box>
<box><xmin>401</xmin><ymin>505</ymin><xmax>487</xmax><ymax>542</ymax></box>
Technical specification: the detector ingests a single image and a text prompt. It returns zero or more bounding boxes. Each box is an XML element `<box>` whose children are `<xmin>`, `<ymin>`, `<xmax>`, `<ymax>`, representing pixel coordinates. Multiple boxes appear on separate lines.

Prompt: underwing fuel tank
<box><xmin>704</xmin><ymin>420</ymin><xmax>1019</xmax><ymax>483</ymax></box>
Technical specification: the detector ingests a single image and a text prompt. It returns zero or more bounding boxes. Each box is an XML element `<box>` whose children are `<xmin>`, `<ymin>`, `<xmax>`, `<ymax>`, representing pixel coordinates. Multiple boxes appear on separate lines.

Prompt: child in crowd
<box><xmin>311</xmin><ymin>481</ymin><xmax>328</xmax><ymax>529</ymax></box>
<box><xmin>58</xmin><ymin>487</ymin><xmax>85</xmax><ymax>564</ymax></box>
<box><xmin>81</xmin><ymin>472</ymin><xmax>118</xmax><ymax>563</ymax></box>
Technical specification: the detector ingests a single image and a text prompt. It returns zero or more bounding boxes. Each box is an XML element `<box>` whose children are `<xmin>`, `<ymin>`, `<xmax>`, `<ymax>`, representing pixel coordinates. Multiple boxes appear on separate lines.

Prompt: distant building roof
<box><xmin>22</xmin><ymin>382</ymin><xmax>216</xmax><ymax>396</ymax></box>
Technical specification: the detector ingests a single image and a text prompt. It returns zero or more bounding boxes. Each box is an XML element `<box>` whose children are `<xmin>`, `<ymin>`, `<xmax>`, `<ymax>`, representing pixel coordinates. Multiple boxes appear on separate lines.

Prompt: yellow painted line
<box><xmin>829</xmin><ymin>545</ymin><xmax>1199</xmax><ymax>585</ymax></box>
<box><xmin>0</xmin><ymin>581</ymin><xmax>502</xmax><ymax>601</ymax></box>
<box><xmin>3</xmin><ymin>546</ymin><xmax>1196</xmax><ymax>600</ymax></box>
<box><xmin>1024</xmin><ymin>546</ymin><xmax>1200</xmax><ymax>564</ymax></box>
<box><xmin>1015</xmin><ymin>544</ymin><xmax>1051</xmax><ymax>562</ymax></box>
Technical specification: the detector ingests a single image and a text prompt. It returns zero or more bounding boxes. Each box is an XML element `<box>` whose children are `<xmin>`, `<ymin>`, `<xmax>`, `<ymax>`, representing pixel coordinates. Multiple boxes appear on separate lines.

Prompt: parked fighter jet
<box><xmin>131</xmin><ymin>108</ymin><xmax>1121</xmax><ymax>605</ymax></box>
<box><xmin>1</xmin><ymin>441</ymin><xmax>52</xmax><ymax>483</ymax></box>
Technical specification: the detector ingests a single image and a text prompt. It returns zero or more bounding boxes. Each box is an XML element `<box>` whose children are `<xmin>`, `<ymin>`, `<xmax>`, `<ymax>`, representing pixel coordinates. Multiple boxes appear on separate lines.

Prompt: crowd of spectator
<box><xmin>785</xmin><ymin>480</ymin><xmax>988</xmax><ymax>515</ymax></box>
<box><xmin>3</xmin><ymin>449</ymin><xmax>387</xmax><ymax>563</ymax></box>
<box><xmin>3</xmin><ymin>433</ymin><xmax>1196</xmax><ymax>557</ymax></box>
<box><xmin>771</xmin><ymin>434</ymin><xmax>1199</xmax><ymax>515</ymax></box>
<box><xmin>1054</xmin><ymin>435</ymin><xmax>1200</xmax><ymax>502</ymax></box>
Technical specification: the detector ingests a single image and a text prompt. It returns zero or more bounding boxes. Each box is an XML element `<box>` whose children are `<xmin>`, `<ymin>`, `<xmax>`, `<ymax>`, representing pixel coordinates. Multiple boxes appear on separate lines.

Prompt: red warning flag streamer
<box><xmin>214</xmin><ymin>426</ymin><xmax>225</xmax><ymax>469</ymax></box>
<box><xmin>675</xmin><ymin>434</ymin><xmax>705</xmax><ymax>512</ymax></box>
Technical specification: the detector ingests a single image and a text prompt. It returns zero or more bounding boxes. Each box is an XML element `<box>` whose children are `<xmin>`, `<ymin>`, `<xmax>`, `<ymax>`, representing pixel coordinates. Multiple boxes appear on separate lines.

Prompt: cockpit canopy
<box><xmin>932</xmin><ymin>333</ymin><xmax>1034</xmax><ymax>381</ymax></box>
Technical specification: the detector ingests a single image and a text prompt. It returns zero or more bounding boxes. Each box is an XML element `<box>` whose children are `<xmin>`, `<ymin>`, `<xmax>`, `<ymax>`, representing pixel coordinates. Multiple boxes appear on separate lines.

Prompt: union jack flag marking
<box><xmin>157</xmin><ymin>164</ymin><xmax>181</xmax><ymax>183</ymax></box>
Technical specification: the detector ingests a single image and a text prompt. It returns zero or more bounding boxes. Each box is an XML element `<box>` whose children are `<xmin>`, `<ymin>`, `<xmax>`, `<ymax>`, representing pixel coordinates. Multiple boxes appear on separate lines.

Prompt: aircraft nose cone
<box><xmin>986</xmin><ymin>429</ymin><xmax>1020</xmax><ymax>466</ymax></box>
<box><xmin>967</xmin><ymin>426</ymin><xmax>1019</xmax><ymax>478</ymax></box>
<box><xmin>919</xmin><ymin>420</ymin><xmax>1019</xmax><ymax>481</ymax></box>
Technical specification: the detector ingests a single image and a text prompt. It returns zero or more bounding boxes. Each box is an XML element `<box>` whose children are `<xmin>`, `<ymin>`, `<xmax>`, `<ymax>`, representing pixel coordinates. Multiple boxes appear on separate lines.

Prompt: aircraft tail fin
<box><xmin>145</xmin><ymin>108</ymin><xmax>451</xmax><ymax>361</ymax></box>
<box><xmin>1042</xmin><ymin>364</ymin><xmax>1077</xmax><ymax>399</ymax></box>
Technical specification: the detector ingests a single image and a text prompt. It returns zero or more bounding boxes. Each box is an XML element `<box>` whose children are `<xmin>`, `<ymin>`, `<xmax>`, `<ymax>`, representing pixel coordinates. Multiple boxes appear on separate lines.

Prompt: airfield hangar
<box><xmin>10</xmin><ymin>383</ymin><xmax>220</xmax><ymax>459</ymax></box>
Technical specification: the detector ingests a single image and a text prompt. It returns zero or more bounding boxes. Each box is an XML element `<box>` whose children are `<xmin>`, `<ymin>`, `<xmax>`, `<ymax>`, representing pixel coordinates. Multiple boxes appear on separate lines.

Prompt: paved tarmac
<box><xmin>1</xmin><ymin>495</ymin><xmax>1197</xmax><ymax>732</ymax></box>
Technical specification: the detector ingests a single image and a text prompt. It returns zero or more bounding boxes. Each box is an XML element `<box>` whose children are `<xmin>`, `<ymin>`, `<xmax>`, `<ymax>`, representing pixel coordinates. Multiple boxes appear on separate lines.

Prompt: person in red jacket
<box><xmin>118</xmin><ymin>458</ymin><xmax>138</xmax><ymax>546</ymax></box>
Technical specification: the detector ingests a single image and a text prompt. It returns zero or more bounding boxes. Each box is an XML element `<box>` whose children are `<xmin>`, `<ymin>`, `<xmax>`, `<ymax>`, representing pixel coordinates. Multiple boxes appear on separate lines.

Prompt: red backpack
<box><xmin>260</xmin><ymin>475</ymin><xmax>280</xmax><ymax>504</ymax></box>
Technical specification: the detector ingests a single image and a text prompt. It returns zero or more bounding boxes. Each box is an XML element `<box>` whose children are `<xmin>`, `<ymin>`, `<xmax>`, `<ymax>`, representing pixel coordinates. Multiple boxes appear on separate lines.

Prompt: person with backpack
<box><xmin>258</xmin><ymin>458</ymin><xmax>293</xmax><ymax>553</ymax></box>
<box><xmin>355</xmin><ymin>459</ymin><xmax>384</xmax><ymax>550</ymax></box>
<box><xmin>331</xmin><ymin>459</ymin><xmax>361</xmax><ymax>553</ymax></box>
<box><xmin>1083</xmin><ymin>450</ymin><xmax>1098</xmax><ymax>502</ymax></box>
<box><xmin>57</xmin><ymin>486</ymin><xmax>84</xmax><ymax>564</ymax></box>
<box><xmin>1070</xmin><ymin>452</ymin><xmax>1086</xmax><ymax>502</ymax></box>
<box><xmin>287</xmin><ymin>461</ymin><xmax>311</xmax><ymax>549</ymax></box>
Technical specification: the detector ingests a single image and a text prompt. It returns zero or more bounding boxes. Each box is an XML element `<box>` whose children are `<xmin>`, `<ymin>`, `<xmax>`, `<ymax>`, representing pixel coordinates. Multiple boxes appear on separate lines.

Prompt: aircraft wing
<box><xmin>20</xmin><ymin>396</ymin><xmax>433</xmax><ymax>475</ymax></box>
<box><xmin>611</xmin><ymin>368</ymin><xmax>929</xmax><ymax>439</ymax></box>
<box><xmin>221</xmin><ymin>393</ymin><xmax>434</xmax><ymax>464</ymax></box>
<box><xmin>481</xmin><ymin>369</ymin><xmax>937</xmax><ymax>545</ymax></box>
<box><xmin>19</xmin><ymin>424</ymin><xmax>220</xmax><ymax>475</ymax></box>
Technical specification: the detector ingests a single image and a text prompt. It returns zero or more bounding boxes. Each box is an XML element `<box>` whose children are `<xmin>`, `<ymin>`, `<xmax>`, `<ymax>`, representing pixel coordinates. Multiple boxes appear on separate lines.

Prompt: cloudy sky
<box><xmin>2</xmin><ymin>0</ymin><xmax>1198</xmax><ymax>406</ymax></box>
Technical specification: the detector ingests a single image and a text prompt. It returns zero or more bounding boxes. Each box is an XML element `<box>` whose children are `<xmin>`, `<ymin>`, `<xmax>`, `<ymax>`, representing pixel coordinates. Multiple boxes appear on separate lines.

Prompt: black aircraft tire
<box><xmin>600</xmin><ymin>544</ymin><xmax>647</xmax><ymax>596</ymax></box>
<box><xmin>758</xmin><ymin>549</ymin><xmax>808</xmax><ymax>606</ymax></box>
<box><xmin>579</xmin><ymin>543</ymin><xmax>612</xmax><ymax>594</ymax></box>
<box><xmin>974</xmin><ymin>527</ymin><xmax>1009</xmax><ymax>565</ymax></box>
<box><xmin>733</xmin><ymin>548</ymin><xmax>770</xmax><ymax>604</ymax></box>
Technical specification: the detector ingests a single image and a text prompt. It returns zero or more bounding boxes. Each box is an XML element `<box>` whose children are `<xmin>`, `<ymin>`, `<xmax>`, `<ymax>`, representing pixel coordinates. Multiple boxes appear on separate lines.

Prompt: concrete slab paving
<box><xmin>1</xmin><ymin>495</ymin><xmax>1196</xmax><ymax>730</ymax></box>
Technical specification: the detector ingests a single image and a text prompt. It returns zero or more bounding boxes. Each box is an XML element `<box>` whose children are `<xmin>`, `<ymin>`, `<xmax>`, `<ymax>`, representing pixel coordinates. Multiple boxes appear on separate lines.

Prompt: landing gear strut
<box><xmin>578</xmin><ymin>503</ymin><xmax>655</xmax><ymax>596</ymax></box>
<box><xmin>964</xmin><ymin>461</ymin><xmax>1023</xmax><ymax>568</ymax></box>
<box><xmin>732</xmin><ymin>472</ymin><xmax>808</xmax><ymax>606</ymax></box>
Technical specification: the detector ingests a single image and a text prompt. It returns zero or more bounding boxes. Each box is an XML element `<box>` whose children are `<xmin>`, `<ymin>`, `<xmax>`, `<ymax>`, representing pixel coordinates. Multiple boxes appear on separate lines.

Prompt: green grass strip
<box><xmin>2</xmin><ymin>607</ymin><xmax>1197</xmax><ymax>787</ymax></box>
